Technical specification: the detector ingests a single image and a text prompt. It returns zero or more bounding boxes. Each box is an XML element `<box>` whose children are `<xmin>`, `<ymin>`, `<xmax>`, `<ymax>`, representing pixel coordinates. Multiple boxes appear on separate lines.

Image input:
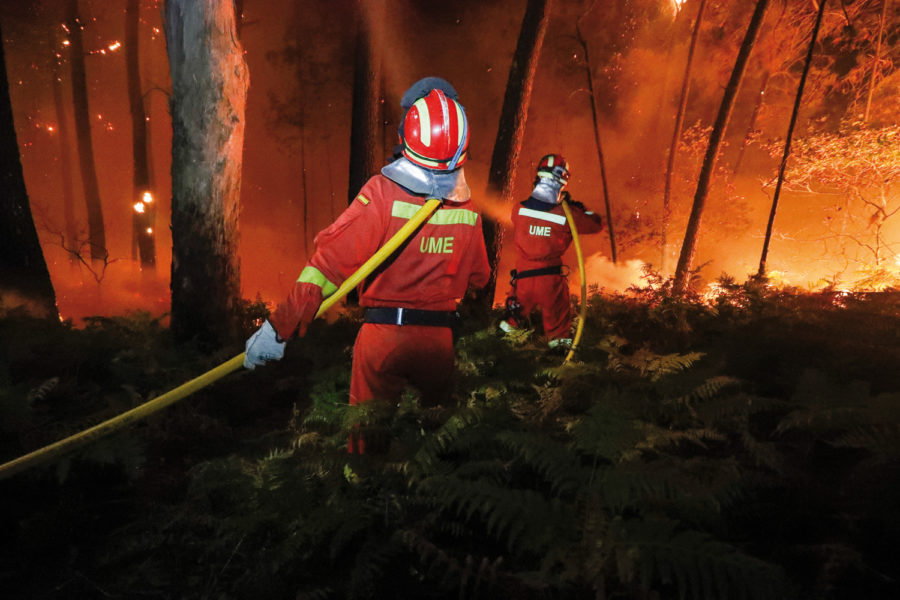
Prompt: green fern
<box><xmin>611</xmin><ymin>516</ymin><xmax>785</xmax><ymax>600</ymax></box>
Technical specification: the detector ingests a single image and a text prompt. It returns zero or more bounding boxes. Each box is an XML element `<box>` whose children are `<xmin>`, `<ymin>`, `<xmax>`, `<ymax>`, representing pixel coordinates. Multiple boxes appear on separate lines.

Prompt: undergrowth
<box><xmin>1</xmin><ymin>279</ymin><xmax>899</xmax><ymax>599</ymax></box>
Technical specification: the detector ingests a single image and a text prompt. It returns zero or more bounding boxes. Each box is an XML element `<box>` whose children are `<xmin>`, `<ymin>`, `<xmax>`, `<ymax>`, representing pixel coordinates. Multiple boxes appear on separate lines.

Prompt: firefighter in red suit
<box><xmin>499</xmin><ymin>154</ymin><xmax>603</xmax><ymax>350</ymax></box>
<box><xmin>244</xmin><ymin>86</ymin><xmax>490</xmax><ymax>453</ymax></box>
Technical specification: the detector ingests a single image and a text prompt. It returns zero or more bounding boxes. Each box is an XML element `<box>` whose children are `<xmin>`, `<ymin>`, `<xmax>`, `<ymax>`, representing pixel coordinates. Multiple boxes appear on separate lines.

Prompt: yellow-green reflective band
<box><xmin>391</xmin><ymin>200</ymin><xmax>478</xmax><ymax>226</ymax></box>
<box><xmin>356</xmin><ymin>194</ymin><xmax>370</xmax><ymax>205</ymax></box>
<box><xmin>297</xmin><ymin>266</ymin><xmax>338</xmax><ymax>297</ymax></box>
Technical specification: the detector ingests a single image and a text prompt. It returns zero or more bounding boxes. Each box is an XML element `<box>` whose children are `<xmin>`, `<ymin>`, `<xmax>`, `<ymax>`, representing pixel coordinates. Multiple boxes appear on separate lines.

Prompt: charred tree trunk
<box><xmin>758</xmin><ymin>0</ymin><xmax>826</xmax><ymax>278</ymax></box>
<box><xmin>662</xmin><ymin>0</ymin><xmax>707</xmax><ymax>273</ymax></box>
<box><xmin>126</xmin><ymin>0</ymin><xmax>156</xmax><ymax>269</ymax></box>
<box><xmin>165</xmin><ymin>0</ymin><xmax>248</xmax><ymax>347</ymax></box>
<box><xmin>480</xmin><ymin>0</ymin><xmax>554</xmax><ymax>307</ymax></box>
<box><xmin>66</xmin><ymin>0</ymin><xmax>106</xmax><ymax>265</ymax></box>
<box><xmin>0</xmin><ymin>23</ymin><xmax>58</xmax><ymax>318</ymax></box>
<box><xmin>347</xmin><ymin>0</ymin><xmax>384</xmax><ymax>205</ymax></box>
<box><xmin>575</xmin><ymin>11</ymin><xmax>616</xmax><ymax>263</ymax></box>
<box><xmin>672</xmin><ymin>0</ymin><xmax>769</xmax><ymax>294</ymax></box>
<box><xmin>49</xmin><ymin>36</ymin><xmax>78</xmax><ymax>266</ymax></box>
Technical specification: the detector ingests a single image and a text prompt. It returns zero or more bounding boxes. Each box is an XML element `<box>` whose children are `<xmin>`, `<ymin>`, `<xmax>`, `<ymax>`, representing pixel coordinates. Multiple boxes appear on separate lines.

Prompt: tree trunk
<box><xmin>672</xmin><ymin>0</ymin><xmax>770</xmax><ymax>294</ymax></box>
<box><xmin>165</xmin><ymin>0</ymin><xmax>248</xmax><ymax>347</ymax></box>
<box><xmin>0</xmin><ymin>22</ymin><xmax>58</xmax><ymax>318</ymax></box>
<box><xmin>49</xmin><ymin>35</ymin><xmax>78</xmax><ymax>266</ymax></box>
<box><xmin>757</xmin><ymin>0</ymin><xmax>826</xmax><ymax>278</ymax></box>
<box><xmin>66</xmin><ymin>0</ymin><xmax>106</xmax><ymax>265</ymax></box>
<box><xmin>662</xmin><ymin>0</ymin><xmax>707</xmax><ymax>273</ymax></box>
<box><xmin>863</xmin><ymin>0</ymin><xmax>889</xmax><ymax>122</ymax></box>
<box><xmin>732</xmin><ymin>68</ymin><xmax>770</xmax><ymax>178</ymax></box>
<box><xmin>575</xmin><ymin>11</ymin><xmax>616</xmax><ymax>264</ymax></box>
<box><xmin>126</xmin><ymin>0</ymin><xmax>156</xmax><ymax>269</ymax></box>
<box><xmin>347</xmin><ymin>0</ymin><xmax>384</xmax><ymax>205</ymax></box>
<box><xmin>480</xmin><ymin>0</ymin><xmax>554</xmax><ymax>307</ymax></box>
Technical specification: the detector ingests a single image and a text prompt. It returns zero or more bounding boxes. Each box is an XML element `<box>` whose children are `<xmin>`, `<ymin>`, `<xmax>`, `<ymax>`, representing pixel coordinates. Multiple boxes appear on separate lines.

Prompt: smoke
<box><xmin>581</xmin><ymin>254</ymin><xmax>648</xmax><ymax>293</ymax></box>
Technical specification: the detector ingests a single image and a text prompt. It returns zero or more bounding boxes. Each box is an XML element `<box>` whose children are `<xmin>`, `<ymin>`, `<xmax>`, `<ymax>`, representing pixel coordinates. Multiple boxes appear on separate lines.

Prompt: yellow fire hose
<box><xmin>561</xmin><ymin>200</ymin><xmax>587</xmax><ymax>363</ymax></box>
<box><xmin>0</xmin><ymin>198</ymin><xmax>443</xmax><ymax>481</ymax></box>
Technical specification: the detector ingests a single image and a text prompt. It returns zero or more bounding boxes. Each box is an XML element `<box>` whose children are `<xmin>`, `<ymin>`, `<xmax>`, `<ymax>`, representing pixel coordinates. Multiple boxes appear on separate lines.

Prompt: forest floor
<box><xmin>2</xmin><ymin>280</ymin><xmax>900</xmax><ymax>599</ymax></box>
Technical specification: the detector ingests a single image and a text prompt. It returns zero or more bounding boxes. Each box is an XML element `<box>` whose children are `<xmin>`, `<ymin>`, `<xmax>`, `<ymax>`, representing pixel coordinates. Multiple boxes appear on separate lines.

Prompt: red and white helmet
<box><xmin>536</xmin><ymin>154</ymin><xmax>571</xmax><ymax>187</ymax></box>
<box><xmin>401</xmin><ymin>89</ymin><xmax>469</xmax><ymax>171</ymax></box>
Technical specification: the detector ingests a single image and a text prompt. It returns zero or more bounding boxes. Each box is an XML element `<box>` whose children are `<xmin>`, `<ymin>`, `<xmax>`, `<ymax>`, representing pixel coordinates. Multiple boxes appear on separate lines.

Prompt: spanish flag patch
<box><xmin>356</xmin><ymin>194</ymin><xmax>370</xmax><ymax>206</ymax></box>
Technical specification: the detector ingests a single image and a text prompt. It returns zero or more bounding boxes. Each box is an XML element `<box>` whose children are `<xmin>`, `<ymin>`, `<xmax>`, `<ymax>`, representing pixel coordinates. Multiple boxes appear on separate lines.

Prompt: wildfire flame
<box><xmin>133</xmin><ymin>202</ymin><xmax>145</xmax><ymax>214</ymax></box>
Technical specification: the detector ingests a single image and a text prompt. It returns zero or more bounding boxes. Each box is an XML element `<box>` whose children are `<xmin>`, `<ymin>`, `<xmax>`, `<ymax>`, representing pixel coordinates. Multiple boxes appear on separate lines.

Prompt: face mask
<box><xmin>531</xmin><ymin>177</ymin><xmax>563</xmax><ymax>204</ymax></box>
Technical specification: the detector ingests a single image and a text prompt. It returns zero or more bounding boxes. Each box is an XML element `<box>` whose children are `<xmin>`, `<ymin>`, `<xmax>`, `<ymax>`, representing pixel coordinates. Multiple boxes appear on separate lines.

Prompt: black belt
<box><xmin>364</xmin><ymin>307</ymin><xmax>459</xmax><ymax>328</ymax></box>
<box><xmin>511</xmin><ymin>265</ymin><xmax>563</xmax><ymax>280</ymax></box>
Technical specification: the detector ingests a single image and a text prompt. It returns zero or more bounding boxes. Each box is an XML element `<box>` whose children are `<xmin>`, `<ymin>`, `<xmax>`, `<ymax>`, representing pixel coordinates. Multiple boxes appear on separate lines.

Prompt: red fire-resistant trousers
<box><xmin>348</xmin><ymin>323</ymin><xmax>455</xmax><ymax>454</ymax></box>
<box><xmin>506</xmin><ymin>274</ymin><xmax>572</xmax><ymax>341</ymax></box>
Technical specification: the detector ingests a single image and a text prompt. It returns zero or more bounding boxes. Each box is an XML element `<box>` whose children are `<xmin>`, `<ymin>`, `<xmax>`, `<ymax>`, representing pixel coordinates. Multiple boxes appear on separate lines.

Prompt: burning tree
<box><xmin>768</xmin><ymin>123</ymin><xmax>900</xmax><ymax>281</ymax></box>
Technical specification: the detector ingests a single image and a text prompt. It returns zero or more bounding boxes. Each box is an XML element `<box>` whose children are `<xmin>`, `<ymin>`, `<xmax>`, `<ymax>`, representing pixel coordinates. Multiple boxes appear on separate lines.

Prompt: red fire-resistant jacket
<box><xmin>510</xmin><ymin>198</ymin><xmax>603</xmax><ymax>272</ymax></box>
<box><xmin>269</xmin><ymin>174</ymin><xmax>490</xmax><ymax>339</ymax></box>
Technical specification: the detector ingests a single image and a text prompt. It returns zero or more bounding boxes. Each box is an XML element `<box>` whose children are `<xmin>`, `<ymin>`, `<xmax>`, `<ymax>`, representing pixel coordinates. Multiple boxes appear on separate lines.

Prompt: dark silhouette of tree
<box><xmin>65</xmin><ymin>0</ymin><xmax>106</xmax><ymax>265</ymax></box>
<box><xmin>661</xmin><ymin>0</ymin><xmax>707</xmax><ymax>272</ymax></box>
<box><xmin>126</xmin><ymin>0</ymin><xmax>155</xmax><ymax>269</ymax></box>
<box><xmin>757</xmin><ymin>0</ymin><xmax>827</xmax><ymax>279</ymax></box>
<box><xmin>731</xmin><ymin>65</ymin><xmax>769</xmax><ymax>178</ymax></box>
<box><xmin>863</xmin><ymin>0</ymin><xmax>890</xmax><ymax>122</ymax></box>
<box><xmin>672</xmin><ymin>0</ymin><xmax>770</xmax><ymax>294</ymax></box>
<box><xmin>481</xmin><ymin>0</ymin><xmax>554</xmax><ymax>307</ymax></box>
<box><xmin>0</xmin><ymin>20</ymin><xmax>57</xmax><ymax>318</ymax></box>
<box><xmin>347</xmin><ymin>0</ymin><xmax>384</xmax><ymax>206</ymax></box>
<box><xmin>49</xmin><ymin>31</ymin><xmax>78</xmax><ymax>266</ymax></box>
<box><xmin>165</xmin><ymin>0</ymin><xmax>248</xmax><ymax>347</ymax></box>
<box><xmin>575</xmin><ymin>2</ymin><xmax>616</xmax><ymax>264</ymax></box>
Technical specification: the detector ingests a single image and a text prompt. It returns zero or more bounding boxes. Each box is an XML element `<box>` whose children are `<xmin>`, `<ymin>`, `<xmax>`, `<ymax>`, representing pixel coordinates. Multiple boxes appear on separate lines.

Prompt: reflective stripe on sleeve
<box><xmin>297</xmin><ymin>266</ymin><xmax>338</xmax><ymax>297</ymax></box>
<box><xmin>518</xmin><ymin>206</ymin><xmax>568</xmax><ymax>225</ymax></box>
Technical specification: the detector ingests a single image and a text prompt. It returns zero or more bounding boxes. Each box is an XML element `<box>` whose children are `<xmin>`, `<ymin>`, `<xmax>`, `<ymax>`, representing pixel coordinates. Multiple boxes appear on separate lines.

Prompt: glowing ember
<box><xmin>107</xmin><ymin>41</ymin><xmax>121</xmax><ymax>52</ymax></box>
<box><xmin>133</xmin><ymin>202</ymin><xmax>145</xmax><ymax>214</ymax></box>
<box><xmin>142</xmin><ymin>191</ymin><xmax>153</xmax><ymax>203</ymax></box>
<box><xmin>146</xmin><ymin>227</ymin><xmax>153</xmax><ymax>235</ymax></box>
<box><xmin>62</xmin><ymin>40</ymin><xmax>70</xmax><ymax>47</ymax></box>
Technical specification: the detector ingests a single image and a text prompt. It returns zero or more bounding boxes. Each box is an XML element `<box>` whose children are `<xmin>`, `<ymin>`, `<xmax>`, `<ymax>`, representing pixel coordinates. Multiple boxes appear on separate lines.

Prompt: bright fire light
<box><xmin>133</xmin><ymin>202</ymin><xmax>145</xmax><ymax>214</ymax></box>
<box><xmin>107</xmin><ymin>41</ymin><xmax>121</xmax><ymax>52</ymax></box>
<box><xmin>146</xmin><ymin>227</ymin><xmax>153</xmax><ymax>235</ymax></box>
<box><xmin>671</xmin><ymin>0</ymin><xmax>686</xmax><ymax>13</ymax></box>
<box><xmin>142</xmin><ymin>192</ymin><xmax>153</xmax><ymax>203</ymax></box>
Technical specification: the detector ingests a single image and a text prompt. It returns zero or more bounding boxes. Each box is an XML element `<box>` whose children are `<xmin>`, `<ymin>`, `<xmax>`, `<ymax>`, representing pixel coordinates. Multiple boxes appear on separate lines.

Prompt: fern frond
<box><xmin>419</xmin><ymin>475</ymin><xmax>571</xmax><ymax>556</ymax></box>
<box><xmin>569</xmin><ymin>404</ymin><xmax>645</xmax><ymax>463</ymax></box>
<box><xmin>832</xmin><ymin>424</ymin><xmax>900</xmax><ymax>462</ymax></box>
<box><xmin>612</xmin><ymin>517</ymin><xmax>785</xmax><ymax>600</ymax></box>
<box><xmin>27</xmin><ymin>376</ymin><xmax>60</xmax><ymax>403</ymax></box>
<box><xmin>409</xmin><ymin>407</ymin><xmax>485</xmax><ymax>476</ymax></box>
<box><xmin>496</xmin><ymin>430</ymin><xmax>589</xmax><ymax>496</ymax></box>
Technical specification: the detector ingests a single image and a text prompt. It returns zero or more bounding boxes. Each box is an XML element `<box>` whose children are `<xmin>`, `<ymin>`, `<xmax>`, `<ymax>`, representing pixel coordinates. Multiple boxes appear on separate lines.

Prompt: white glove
<box><xmin>244</xmin><ymin>320</ymin><xmax>286</xmax><ymax>370</ymax></box>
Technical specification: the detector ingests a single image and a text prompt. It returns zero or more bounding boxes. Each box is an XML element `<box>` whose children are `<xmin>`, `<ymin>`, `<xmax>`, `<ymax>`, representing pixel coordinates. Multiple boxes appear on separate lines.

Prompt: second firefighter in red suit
<box><xmin>244</xmin><ymin>84</ymin><xmax>490</xmax><ymax>453</ymax></box>
<box><xmin>500</xmin><ymin>154</ymin><xmax>603</xmax><ymax>350</ymax></box>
